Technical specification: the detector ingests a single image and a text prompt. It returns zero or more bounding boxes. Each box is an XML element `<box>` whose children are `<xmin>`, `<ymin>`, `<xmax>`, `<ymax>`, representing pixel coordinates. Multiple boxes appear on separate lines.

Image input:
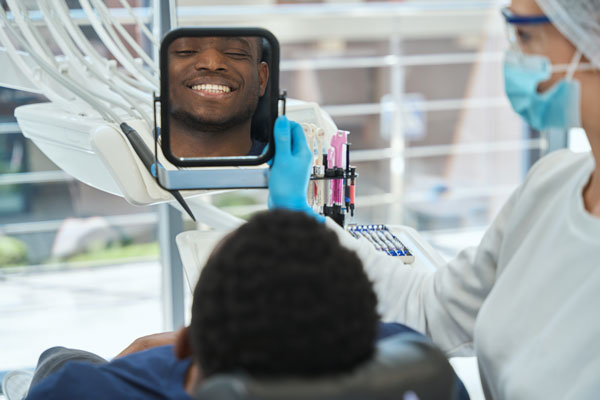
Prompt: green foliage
<box><xmin>211</xmin><ymin>192</ymin><xmax>266</xmax><ymax>221</ymax></box>
<box><xmin>212</xmin><ymin>192</ymin><xmax>260</xmax><ymax>208</ymax></box>
<box><xmin>0</xmin><ymin>236</ymin><xmax>28</xmax><ymax>267</ymax></box>
<box><xmin>66</xmin><ymin>242</ymin><xmax>159</xmax><ymax>263</ymax></box>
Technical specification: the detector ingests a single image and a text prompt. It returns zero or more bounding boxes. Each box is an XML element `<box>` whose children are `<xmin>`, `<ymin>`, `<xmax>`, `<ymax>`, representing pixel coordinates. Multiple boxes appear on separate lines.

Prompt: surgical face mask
<box><xmin>503</xmin><ymin>49</ymin><xmax>583</xmax><ymax>131</ymax></box>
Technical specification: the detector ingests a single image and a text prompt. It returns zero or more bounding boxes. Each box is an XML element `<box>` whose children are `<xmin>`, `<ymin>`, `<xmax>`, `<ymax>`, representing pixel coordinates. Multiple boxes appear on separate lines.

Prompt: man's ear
<box><xmin>174</xmin><ymin>326</ymin><xmax>193</xmax><ymax>359</ymax></box>
<box><xmin>258</xmin><ymin>62</ymin><xmax>269</xmax><ymax>97</ymax></box>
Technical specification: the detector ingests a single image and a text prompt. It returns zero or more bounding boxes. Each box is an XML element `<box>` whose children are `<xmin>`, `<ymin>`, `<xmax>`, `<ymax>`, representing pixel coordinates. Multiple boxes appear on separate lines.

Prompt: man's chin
<box><xmin>171</xmin><ymin>111</ymin><xmax>245</xmax><ymax>134</ymax></box>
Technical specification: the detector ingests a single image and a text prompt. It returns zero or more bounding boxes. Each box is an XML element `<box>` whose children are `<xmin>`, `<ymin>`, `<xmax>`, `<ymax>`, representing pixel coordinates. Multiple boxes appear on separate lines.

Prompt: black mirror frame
<box><xmin>159</xmin><ymin>27</ymin><xmax>279</xmax><ymax>167</ymax></box>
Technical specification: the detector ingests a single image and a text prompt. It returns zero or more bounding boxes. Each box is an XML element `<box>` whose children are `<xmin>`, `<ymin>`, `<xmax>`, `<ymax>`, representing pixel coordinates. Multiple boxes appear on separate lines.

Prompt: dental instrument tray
<box><xmin>346</xmin><ymin>224</ymin><xmax>415</xmax><ymax>264</ymax></box>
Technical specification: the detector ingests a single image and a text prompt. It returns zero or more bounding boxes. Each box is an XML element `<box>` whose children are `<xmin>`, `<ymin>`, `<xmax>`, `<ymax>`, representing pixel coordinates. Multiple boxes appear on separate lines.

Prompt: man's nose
<box><xmin>193</xmin><ymin>49</ymin><xmax>227</xmax><ymax>71</ymax></box>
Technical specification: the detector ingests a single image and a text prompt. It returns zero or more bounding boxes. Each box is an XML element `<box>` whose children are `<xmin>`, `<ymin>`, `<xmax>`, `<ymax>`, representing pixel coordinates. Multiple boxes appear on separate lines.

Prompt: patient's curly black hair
<box><xmin>190</xmin><ymin>209</ymin><xmax>379</xmax><ymax>378</ymax></box>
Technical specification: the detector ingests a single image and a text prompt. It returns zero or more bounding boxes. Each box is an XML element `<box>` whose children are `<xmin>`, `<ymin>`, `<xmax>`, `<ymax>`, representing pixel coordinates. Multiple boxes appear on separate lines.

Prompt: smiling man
<box><xmin>168</xmin><ymin>36</ymin><xmax>269</xmax><ymax>157</ymax></box>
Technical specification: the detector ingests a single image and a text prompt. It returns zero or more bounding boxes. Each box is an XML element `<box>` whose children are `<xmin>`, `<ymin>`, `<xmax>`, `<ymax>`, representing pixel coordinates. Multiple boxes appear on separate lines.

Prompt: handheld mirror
<box><xmin>158</xmin><ymin>27</ymin><xmax>280</xmax><ymax>169</ymax></box>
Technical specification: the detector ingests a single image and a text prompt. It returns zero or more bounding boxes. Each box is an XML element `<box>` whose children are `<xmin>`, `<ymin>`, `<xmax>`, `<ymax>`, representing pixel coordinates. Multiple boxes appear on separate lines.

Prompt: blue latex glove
<box><xmin>268</xmin><ymin>116</ymin><xmax>325</xmax><ymax>223</ymax></box>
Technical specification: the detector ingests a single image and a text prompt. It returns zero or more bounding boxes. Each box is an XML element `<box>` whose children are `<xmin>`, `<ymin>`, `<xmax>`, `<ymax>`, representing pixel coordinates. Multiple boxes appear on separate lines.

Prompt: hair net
<box><xmin>536</xmin><ymin>0</ymin><xmax>600</xmax><ymax>68</ymax></box>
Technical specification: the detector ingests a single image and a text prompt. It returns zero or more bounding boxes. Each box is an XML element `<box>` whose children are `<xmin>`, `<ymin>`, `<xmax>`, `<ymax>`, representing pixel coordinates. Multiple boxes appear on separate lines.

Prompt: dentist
<box><xmin>269</xmin><ymin>0</ymin><xmax>600</xmax><ymax>398</ymax></box>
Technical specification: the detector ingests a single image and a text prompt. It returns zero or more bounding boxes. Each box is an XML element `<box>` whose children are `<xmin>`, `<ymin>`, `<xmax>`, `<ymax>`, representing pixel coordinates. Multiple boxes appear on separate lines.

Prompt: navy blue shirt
<box><xmin>26</xmin><ymin>345</ymin><xmax>192</xmax><ymax>400</ymax></box>
<box><xmin>247</xmin><ymin>139</ymin><xmax>267</xmax><ymax>156</ymax></box>
<box><xmin>27</xmin><ymin>324</ymin><xmax>468</xmax><ymax>400</ymax></box>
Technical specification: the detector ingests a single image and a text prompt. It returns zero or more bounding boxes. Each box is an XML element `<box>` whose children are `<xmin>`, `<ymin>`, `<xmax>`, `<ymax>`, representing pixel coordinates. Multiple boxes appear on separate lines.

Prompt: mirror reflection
<box><xmin>167</xmin><ymin>35</ymin><xmax>271</xmax><ymax>158</ymax></box>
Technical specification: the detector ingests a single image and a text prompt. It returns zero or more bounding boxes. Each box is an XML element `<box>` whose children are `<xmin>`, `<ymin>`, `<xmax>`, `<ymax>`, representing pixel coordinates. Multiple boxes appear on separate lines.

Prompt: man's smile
<box><xmin>191</xmin><ymin>84</ymin><xmax>231</xmax><ymax>93</ymax></box>
<box><xmin>187</xmin><ymin>83</ymin><xmax>235</xmax><ymax>98</ymax></box>
<box><xmin>184</xmin><ymin>77</ymin><xmax>239</xmax><ymax>98</ymax></box>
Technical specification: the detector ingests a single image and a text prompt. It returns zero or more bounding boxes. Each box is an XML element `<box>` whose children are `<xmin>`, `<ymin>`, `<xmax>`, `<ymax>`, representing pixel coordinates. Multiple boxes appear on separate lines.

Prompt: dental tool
<box><xmin>330</xmin><ymin>130</ymin><xmax>347</xmax><ymax>207</ymax></box>
<box><xmin>364</xmin><ymin>228</ymin><xmax>393</xmax><ymax>255</ymax></box>
<box><xmin>381</xmin><ymin>226</ymin><xmax>414</xmax><ymax>263</ymax></box>
<box><xmin>346</xmin><ymin>225</ymin><xmax>415</xmax><ymax>264</ymax></box>
<box><xmin>327</xmin><ymin>147</ymin><xmax>335</xmax><ymax>210</ymax></box>
<box><xmin>376</xmin><ymin>229</ymin><xmax>401</xmax><ymax>256</ymax></box>
<box><xmin>344</xmin><ymin>142</ymin><xmax>351</xmax><ymax>217</ymax></box>
<box><xmin>314</xmin><ymin>127</ymin><xmax>325</xmax><ymax>212</ymax></box>
<box><xmin>302</xmin><ymin>123</ymin><xmax>316</xmax><ymax>207</ymax></box>
<box><xmin>354</xmin><ymin>228</ymin><xmax>383</xmax><ymax>252</ymax></box>
<box><xmin>120</xmin><ymin>122</ymin><xmax>195</xmax><ymax>221</ymax></box>
<box><xmin>349</xmin><ymin>167</ymin><xmax>356</xmax><ymax>217</ymax></box>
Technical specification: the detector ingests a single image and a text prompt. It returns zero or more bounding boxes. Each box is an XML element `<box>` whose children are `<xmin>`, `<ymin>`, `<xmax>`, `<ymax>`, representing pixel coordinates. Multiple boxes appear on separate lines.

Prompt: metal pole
<box><xmin>154</xmin><ymin>0</ymin><xmax>184</xmax><ymax>331</ymax></box>
<box><xmin>158</xmin><ymin>203</ymin><xmax>186</xmax><ymax>330</ymax></box>
<box><xmin>389</xmin><ymin>32</ymin><xmax>405</xmax><ymax>224</ymax></box>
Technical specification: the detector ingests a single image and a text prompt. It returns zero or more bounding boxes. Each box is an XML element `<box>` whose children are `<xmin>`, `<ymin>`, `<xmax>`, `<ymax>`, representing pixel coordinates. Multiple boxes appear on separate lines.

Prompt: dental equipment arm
<box><xmin>78</xmin><ymin>0</ymin><xmax>158</xmax><ymax>88</ymax></box>
<box><xmin>117</xmin><ymin>0</ymin><xmax>159</xmax><ymax>48</ymax></box>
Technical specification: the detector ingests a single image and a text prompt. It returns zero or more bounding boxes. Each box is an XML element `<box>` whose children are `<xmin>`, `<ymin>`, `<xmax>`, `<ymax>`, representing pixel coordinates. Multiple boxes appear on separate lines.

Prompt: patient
<box><xmin>23</xmin><ymin>210</ymin><xmax>469</xmax><ymax>399</ymax></box>
<box><xmin>24</xmin><ymin>210</ymin><xmax>380</xmax><ymax>399</ymax></box>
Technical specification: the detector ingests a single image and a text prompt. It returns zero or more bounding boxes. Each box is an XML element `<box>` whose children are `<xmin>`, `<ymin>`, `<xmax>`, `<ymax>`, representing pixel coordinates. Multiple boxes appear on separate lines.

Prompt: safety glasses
<box><xmin>501</xmin><ymin>7</ymin><xmax>550</xmax><ymax>25</ymax></box>
<box><xmin>501</xmin><ymin>7</ymin><xmax>552</xmax><ymax>55</ymax></box>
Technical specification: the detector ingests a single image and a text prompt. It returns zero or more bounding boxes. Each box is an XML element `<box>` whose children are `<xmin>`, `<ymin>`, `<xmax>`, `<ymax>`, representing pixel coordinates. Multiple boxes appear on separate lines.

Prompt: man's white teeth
<box><xmin>191</xmin><ymin>84</ymin><xmax>231</xmax><ymax>93</ymax></box>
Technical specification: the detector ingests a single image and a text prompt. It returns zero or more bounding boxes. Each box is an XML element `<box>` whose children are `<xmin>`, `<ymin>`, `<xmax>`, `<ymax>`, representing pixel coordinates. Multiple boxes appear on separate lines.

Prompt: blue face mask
<box><xmin>503</xmin><ymin>50</ymin><xmax>581</xmax><ymax>131</ymax></box>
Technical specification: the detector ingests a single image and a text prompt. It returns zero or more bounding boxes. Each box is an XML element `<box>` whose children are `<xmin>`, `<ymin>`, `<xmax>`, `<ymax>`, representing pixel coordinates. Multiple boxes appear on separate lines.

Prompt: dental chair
<box><xmin>193</xmin><ymin>333</ymin><xmax>460</xmax><ymax>400</ymax></box>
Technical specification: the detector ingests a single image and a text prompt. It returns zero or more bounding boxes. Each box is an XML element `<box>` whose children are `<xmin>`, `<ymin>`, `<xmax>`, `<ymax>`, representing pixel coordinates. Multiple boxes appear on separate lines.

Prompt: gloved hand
<box><xmin>268</xmin><ymin>116</ymin><xmax>325</xmax><ymax>223</ymax></box>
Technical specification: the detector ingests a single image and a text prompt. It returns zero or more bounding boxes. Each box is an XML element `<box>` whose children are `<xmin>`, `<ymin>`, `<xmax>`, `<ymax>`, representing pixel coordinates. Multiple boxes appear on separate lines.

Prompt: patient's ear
<box><xmin>174</xmin><ymin>326</ymin><xmax>193</xmax><ymax>359</ymax></box>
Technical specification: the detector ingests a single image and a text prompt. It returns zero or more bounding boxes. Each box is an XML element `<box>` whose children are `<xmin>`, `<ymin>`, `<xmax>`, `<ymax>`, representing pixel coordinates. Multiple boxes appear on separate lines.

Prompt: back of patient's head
<box><xmin>190</xmin><ymin>209</ymin><xmax>378</xmax><ymax>378</ymax></box>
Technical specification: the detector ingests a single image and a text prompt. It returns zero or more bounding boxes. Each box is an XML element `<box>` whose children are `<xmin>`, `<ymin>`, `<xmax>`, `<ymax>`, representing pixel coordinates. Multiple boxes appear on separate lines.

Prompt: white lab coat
<box><xmin>326</xmin><ymin>149</ymin><xmax>600</xmax><ymax>399</ymax></box>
